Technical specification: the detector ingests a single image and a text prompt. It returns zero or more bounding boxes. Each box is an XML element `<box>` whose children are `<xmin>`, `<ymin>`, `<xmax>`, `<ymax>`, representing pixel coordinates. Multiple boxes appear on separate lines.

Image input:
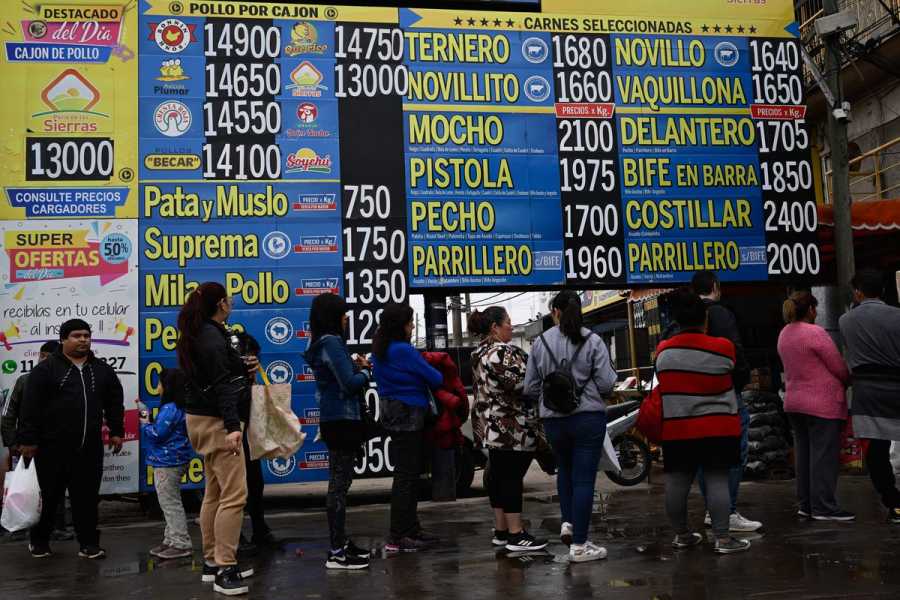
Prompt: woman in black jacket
<box><xmin>176</xmin><ymin>282</ymin><xmax>256</xmax><ymax>596</ymax></box>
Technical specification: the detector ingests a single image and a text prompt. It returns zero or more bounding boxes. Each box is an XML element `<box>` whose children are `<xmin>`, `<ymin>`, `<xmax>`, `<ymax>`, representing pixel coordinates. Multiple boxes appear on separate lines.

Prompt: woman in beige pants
<box><xmin>176</xmin><ymin>281</ymin><xmax>257</xmax><ymax>597</ymax></box>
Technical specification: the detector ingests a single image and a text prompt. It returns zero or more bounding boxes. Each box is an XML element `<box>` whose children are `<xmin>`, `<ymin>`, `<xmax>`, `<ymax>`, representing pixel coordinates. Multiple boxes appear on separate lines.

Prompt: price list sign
<box><xmin>138</xmin><ymin>0</ymin><xmax>401</xmax><ymax>483</ymax></box>
<box><xmin>134</xmin><ymin>0</ymin><xmax>820</xmax><ymax>482</ymax></box>
<box><xmin>402</xmin><ymin>7</ymin><xmax>820</xmax><ymax>286</ymax></box>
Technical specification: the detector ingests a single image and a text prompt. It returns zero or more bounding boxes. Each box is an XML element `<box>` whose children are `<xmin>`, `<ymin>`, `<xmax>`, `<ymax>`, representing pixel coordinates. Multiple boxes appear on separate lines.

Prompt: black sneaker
<box><xmin>344</xmin><ymin>538</ymin><xmax>371</xmax><ymax>559</ymax></box>
<box><xmin>237</xmin><ymin>534</ymin><xmax>257</xmax><ymax>555</ymax></box>
<box><xmin>491</xmin><ymin>529</ymin><xmax>509</xmax><ymax>547</ymax></box>
<box><xmin>412</xmin><ymin>529</ymin><xmax>440</xmax><ymax>544</ymax></box>
<box><xmin>78</xmin><ymin>545</ymin><xmax>106</xmax><ymax>559</ymax></box>
<box><xmin>890</xmin><ymin>508</ymin><xmax>900</xmax><ymax>524</ymax></box>
<box><xmin>213</xmin><ymin>565</ymin><xmax>249</xmax><ymax>596</ymax></box>
<box><xmin>505</xmin><ymin>530</ymin><xmax>548</xmax><ymax>552</ymax></box>
<box><xmin>29</xmin><ymin>543</ymin><xmax>52</xmax><ymax>558</ymax></box>
<box><xmin>811</xmin><ymin>510</ymin><xmax>856</xmax><ymax>522</ymax></box>
<box><xmin>325</xmin><ymin>548</ymin><xmax>369</xmax><ymax>570</ymax></box>
<box><xmin>384</xmin><ymin>536</ymin><xmax>430</xmax><ymax>553</ymax></box>
<box><xmin>203</xmin><ymin>563</ymin><xmax>253</xmax><ymax>583</ymax></box>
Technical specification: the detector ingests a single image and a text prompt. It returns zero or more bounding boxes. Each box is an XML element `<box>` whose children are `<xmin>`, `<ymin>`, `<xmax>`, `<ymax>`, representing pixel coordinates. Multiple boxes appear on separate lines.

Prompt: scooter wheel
<box><xmin>605</xmin><ymin>434</ymin><xmax>651</xmax><ymax>486</ymax></box>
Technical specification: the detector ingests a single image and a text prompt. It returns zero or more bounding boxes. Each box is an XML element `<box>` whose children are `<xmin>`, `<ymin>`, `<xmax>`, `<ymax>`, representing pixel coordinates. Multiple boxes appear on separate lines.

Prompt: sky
<box><xmin>409</xmin><ymin>291</ymin><xmax>552</xmax><ymax>341</ymax></box>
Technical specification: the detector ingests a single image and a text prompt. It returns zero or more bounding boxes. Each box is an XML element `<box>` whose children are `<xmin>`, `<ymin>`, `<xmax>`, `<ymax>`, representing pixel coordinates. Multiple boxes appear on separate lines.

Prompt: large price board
<box><xmin>134</xmin><ymin>0</ymin><xmax>819</xmax><ymax>483</ymax></box>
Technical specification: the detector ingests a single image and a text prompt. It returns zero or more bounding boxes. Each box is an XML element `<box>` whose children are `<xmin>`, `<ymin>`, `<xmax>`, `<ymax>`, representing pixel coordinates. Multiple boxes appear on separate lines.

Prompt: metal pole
<box><xmin>822</xmin><ymin>0</ymin><xmax>855</xmax><ymax>311</ymax></box>
<box><xmin>451</xmin><ymin>294</ymin><xmax>463</xmax><ymax>347</ymax></box>
<box><xmin>626</xmin><ymin>300</ymin><xmax>640</xmax><ymax>383</ymax></box>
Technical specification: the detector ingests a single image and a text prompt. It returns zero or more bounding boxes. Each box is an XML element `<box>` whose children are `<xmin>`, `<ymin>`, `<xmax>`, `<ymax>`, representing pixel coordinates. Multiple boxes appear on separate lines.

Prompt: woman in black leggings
<box><xmin>470</xmin><ymin>307</ymin><xmax>547</xmax><ymax>552</ymax></box>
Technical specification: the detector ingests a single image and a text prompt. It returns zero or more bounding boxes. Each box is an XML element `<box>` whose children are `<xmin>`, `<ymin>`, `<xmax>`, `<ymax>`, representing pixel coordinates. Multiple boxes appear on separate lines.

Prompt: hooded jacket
<box><xmin>18</xmin><ymin>348</ymin><xmax>124</xmax><ymax>449</ymax></box>
<box><xmin>422</xmin><ymin>352</ymin><xmax>468</xmax><ymax>450</ymax></box>
<box><xmin>304</xmin><ymin>334</ymin><xmax>370</xmax><ymax>422</ymax></box>
<box><xmin>142</xmin><ymin>402</ymin><xmax>193</xmax><ymax>468</ymax></box>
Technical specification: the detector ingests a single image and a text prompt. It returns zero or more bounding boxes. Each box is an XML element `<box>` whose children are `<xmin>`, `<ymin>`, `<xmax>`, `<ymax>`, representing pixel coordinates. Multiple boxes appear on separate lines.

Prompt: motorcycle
<box><xmin>603</xmin><ymin>399</ymin><xmax>652</xmax><ymax>486</ymax></box>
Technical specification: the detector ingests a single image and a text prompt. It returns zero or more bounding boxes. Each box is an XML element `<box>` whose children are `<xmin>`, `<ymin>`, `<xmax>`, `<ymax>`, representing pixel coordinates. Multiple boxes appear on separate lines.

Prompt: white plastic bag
<box><xmin>1</xmin><ymin>458</ymin><xmax>42</xmax><ymax>532</ymax></box>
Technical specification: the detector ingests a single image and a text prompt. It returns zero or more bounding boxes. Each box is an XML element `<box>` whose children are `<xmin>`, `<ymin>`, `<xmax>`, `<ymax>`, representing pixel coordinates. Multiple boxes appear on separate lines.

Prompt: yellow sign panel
<box><xmin>0</xmin><ymin>1</ymin><xmax>137</xmax><ymax>219</ymax></box>
<box><xmin>407</xmin><ymin>3</ymin><xmax>796</xmax><ymax>38</ymax></box>
<box><xmin>143</xmin><ymin>0</ymin><xmax>397</xmax><ymax>24</ymax></box>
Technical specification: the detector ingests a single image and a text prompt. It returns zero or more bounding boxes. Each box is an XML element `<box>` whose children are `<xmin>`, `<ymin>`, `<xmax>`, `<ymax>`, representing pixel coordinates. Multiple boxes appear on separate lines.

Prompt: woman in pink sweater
<box><xmin>777</xmin><ymin>291</ymin><xmax>852</xmax><ymax>522</ymax></box>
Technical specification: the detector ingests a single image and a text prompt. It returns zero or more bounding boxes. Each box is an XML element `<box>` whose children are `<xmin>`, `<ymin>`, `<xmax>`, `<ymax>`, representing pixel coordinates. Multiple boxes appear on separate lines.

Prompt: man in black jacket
<box><xmin>18</xmin><ymin>319</ymin><xmax>125</xmax><ymax>559</ymax></box>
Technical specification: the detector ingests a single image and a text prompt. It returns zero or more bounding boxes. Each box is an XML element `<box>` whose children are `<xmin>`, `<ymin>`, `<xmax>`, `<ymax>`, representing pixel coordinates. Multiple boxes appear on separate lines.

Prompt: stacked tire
<box><xmin>743</xmin><ymin>390</ymin><xmax>793</xmax><ymax>479</ymax></box>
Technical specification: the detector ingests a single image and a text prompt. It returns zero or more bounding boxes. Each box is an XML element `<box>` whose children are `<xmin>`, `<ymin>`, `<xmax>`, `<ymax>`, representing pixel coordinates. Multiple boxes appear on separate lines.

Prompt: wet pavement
<box><xmin>1</xmin><ymin>472</ymin><xmax>899</xmax><ymax>599</ymax></box>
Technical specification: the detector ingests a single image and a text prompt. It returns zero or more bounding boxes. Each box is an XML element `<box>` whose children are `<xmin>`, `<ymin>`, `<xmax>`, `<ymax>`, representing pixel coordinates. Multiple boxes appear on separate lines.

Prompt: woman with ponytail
<box><xmin>176</xmin><ymin>282</ymin><xmax>256</xmax><ymax>595</ymax></box>
<box><xmin>777</xmin><ymin>291</ymin><xmax>853</xmax><ymax>521</ymax></box>
<box><xmin>469</xmin><ymin>306</ymin><xmax>546</xmax><ymax>551</ymax></box>
<box><xmin>523</xmin><ymin>290</ymin><xmax>617</xmax><ymax>562</ymax></box>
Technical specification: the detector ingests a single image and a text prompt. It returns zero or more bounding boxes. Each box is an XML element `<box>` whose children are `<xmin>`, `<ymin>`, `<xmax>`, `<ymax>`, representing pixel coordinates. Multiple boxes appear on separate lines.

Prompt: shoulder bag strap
<box><xmin>538</xmin><ymin>333</ymin><xmax>560</xmax><ymax>369</ymax></box>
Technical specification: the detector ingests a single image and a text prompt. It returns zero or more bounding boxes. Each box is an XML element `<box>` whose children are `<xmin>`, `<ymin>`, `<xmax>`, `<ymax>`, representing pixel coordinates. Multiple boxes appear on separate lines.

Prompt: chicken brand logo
<box><xmin>149</xmin><ymin>19</ymin><xmax>197</xmax><ymax>54</ymax></box>
<box><xmin>287</xmin><ymin>61</ymin><xmax>325</xmax><ymax>97</ymax></box>
<box><xmin>285</xmin><ymin>148</ymin><xmax>332</xmax><ymax>174</ymax></box>
<box><xmin>153</xmin><ymin>100</ymin><xmax>192</xmax><ymax>137</ymax></box>
<box><xmin>36</xmin><ymin>69</ymin><xmax>105</xmax><ymax>118</ymax></box>
<box><xmin>284</xmin><ymin>22</ymin><xmax>328</xmax><ymax>56</ymax></box>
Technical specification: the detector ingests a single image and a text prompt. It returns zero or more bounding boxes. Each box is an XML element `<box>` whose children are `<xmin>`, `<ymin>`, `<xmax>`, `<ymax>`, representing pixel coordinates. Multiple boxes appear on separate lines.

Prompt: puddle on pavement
<box><xmin>607</xmin><ymin>578</ymin><xmax>649</xmax><ymax>588</ymax></box>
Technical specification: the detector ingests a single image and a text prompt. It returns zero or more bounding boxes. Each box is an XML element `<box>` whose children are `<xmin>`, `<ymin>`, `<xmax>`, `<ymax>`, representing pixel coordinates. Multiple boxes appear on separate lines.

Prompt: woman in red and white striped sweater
<box><xmin>655</xmin><ymin>289</ymin><xmax>750</xmax><ymax>555</ymax></box>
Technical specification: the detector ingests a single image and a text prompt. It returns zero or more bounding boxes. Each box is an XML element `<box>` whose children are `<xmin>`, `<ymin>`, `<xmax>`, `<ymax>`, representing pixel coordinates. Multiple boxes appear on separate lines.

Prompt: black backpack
<box><xmin>538</xmin><ymin>332</ymin><xmax>593</xmax><ymax>414</ymax></box>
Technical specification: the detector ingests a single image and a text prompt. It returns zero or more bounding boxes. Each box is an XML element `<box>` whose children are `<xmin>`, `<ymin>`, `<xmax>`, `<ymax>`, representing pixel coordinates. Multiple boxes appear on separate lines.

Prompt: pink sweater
<box><xmin>777</xmin><ymin>322</ymin><xmax>850</xmax><ymax>420</ymax></box>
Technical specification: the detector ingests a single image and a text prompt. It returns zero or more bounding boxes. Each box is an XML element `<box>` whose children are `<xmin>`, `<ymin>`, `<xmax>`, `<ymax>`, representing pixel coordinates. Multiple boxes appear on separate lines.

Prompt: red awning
<box><xmin>818</xmin><ymin>200</ymin><xmax>900</xmax><ymax>234</ymax></box>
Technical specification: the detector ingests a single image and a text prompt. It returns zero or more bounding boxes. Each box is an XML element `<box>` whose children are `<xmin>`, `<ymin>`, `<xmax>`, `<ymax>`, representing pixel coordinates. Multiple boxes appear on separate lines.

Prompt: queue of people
<box><xmin>3</xmin><ymin>268</ymin><xmax>899</xmax><ymax>597</ymax></box>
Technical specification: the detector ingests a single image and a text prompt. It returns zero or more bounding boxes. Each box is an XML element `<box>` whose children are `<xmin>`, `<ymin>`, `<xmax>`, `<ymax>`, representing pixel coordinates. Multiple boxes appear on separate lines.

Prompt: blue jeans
<box><xmin>542</xmin><ymin>411</ymin><xmax>607</xmax><ymax>545</ymax></box>
<box><xmin>698</xmin><ymin>404</ymin><xmax>750</xmax><ymax>514</ymax></box>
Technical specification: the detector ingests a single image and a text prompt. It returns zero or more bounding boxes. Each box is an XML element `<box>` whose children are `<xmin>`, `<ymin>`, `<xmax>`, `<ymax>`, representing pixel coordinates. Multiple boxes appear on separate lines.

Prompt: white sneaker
<box><xmin>560</xmin><ymin>522</ymin><xmax>573</xmax><ymax>546</ymax></box>
<box><xmin>703</xmin><ymin>511</ymin><xmax>712</xmax><ymax>527</ymax></box>
<box><xmin>569</xmin><ymin>541</ymin><xmax>607</xmax><ymax>563</ymax></box>
<box><xmin>729</xmin><ymin>512</ymin><xmax>762</xmax><ymax>532</ymax></box>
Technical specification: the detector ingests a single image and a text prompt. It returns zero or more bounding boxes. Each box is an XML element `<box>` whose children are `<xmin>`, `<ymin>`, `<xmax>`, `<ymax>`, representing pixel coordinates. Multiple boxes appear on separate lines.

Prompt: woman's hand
<box><xmin>225</xmin><ymin>431</ymin><xmax>242</xmax><ymax>455</ymax></box>
<box><xmin>353</xmin><ymin>354</ymin><xmax>371</xmax><ymax>369</ymax></box>
<box><xmin>243</xmin><ymin>355</ymin><xmax>260</xmax><ymax>374</ymax></box>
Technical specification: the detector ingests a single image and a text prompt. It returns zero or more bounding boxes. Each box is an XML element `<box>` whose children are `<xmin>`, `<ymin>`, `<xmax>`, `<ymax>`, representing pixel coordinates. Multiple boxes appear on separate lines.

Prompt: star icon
<box><xmin>749</xmin><ymin>25</ymin><xmax>757</xmax><ymax>34</ymax></box>
<box><xmin>506</xmin><ymin>19</ymin><xmax>515</xmax><ymax>27</ymax></box>
<box><xmin>467</xmin><ymin>17</ymin><xmax>475</xmax><ymax>26</ymax></box>
<box><xmin>701</xmin><ymin>24</ymin><xmax>709</xmax><ymax>33</ymax></box>
<box><xmin>454</xmin><ymin>17</ymin><xmax>462</xmax><ymax>26</ymax></box>
<box><xmin>481</xmin><ymin>18</ymin><xmax>489</xmax><ymax>26</ymax></box>
<box><xmin>494</xmin><ymin>19</ymin><xmax>502</xmax><ymax>27</ymax></box>
<box><xmin>725</xmin><ymin>25</ymin><xmax>733</xmax><ymax>33</ymax></box>
<box><xmin>713</xmin><ymin>24</ymin><xmax>721</xmax><ymax>33</ymax></box>
<box><xmin>737</xmin><ymin>25</ymin><xmax>745</xmax><ymax>33</ymax></box>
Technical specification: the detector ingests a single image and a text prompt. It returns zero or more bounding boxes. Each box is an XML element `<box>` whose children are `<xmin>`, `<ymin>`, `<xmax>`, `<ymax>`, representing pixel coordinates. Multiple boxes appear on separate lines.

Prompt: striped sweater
<box><xmin>655</xmin><ymin>331</ymin><xmax>741</xmax><ymax>442</ymax></box>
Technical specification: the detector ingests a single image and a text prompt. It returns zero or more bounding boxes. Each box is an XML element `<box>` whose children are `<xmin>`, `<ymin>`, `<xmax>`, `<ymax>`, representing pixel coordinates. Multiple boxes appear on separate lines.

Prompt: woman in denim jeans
<box><xmin>371</xmin><ymin>304</ymin><xmax>443</xmax><ymax>552</ymax></box>
<box><xmin>524</xmin><ymin>290</ymin><xmax>617</xmax><ymax>563</ymax></box>
<box><xmin>304</xmin><ymin>293</ymin><xmax>373</xmax><ymax>570</ymax></box>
